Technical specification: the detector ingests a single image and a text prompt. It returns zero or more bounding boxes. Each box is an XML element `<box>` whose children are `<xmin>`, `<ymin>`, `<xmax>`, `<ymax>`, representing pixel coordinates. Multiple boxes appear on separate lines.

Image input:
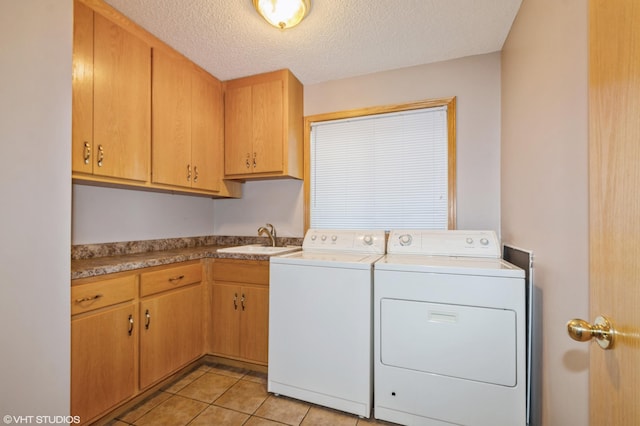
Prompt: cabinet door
<box><xmin>252</xmin><ymin>79</ymin><xmax>284</xmax><ymax>174</ymax></box>
<box><xmin>239</xmin><ymin>285</ymin><xmax>269</xmax><ymax>363</ymax></box>
<box><xmin>191</xmin><ymin>68</ymin><xmax>223</xmax><ymax>192</ymax></box>
<box><xmin>211</xmin><ymin>283</ymin><xmax>241</xmax><ymax>357</ymax></box>
<box><xmin>139</xmin><ymin>285</ymin><xmax>203</xmax><ymax>389</ymax></box>
<box><xmin>93</xmin><ymin>13</ymin><xmax>150</xmax><ymax>181</ymax></box>
<box><xmin>151</xmin><ymin>49</ymin><xmax>192</xmax><ymax>188</ymax></box>
<box><xmin>224</xmin><ymin>85</ymin><xmax>253</xmax><ymax>176</ymax></box>
<box><xmin>71</xmin><ymin>304</ymin><xmax>136</xmax><ymax>423</ymax></box>
<box><xmin>72</xmin><ymin>0</ymin><xmax>94</xmax><ymax>174</ymax></box>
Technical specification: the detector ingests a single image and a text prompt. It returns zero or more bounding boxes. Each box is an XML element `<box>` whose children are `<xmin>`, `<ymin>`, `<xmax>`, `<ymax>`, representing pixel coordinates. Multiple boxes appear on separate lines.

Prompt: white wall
<box><xmin>72</xmin><ymin>185</ymin><xmax>216</xmax><ymax>244</ymax></box>
<box><xmin>213</xmin><ymin>53</ymin><xmax>502</xmax><ymax>236</ymax></box>
<box><xmin>212</xmin><ymin>179</ymin><xmax>304</xmax><ymax>237</ymax></box>
<box><xmin>0</xmin><ymin>0</ymin><xmax>72</xmax><ymax>418</ymax></box>
<box><xmin>76</xmin><ymin>53</ymin><xmax>502</xmax><ymax>241</ymax></box>
<box><xmin>501</xmin><ymin>0</ymin><xmax>589</xmax><ymax>425</ymax></box>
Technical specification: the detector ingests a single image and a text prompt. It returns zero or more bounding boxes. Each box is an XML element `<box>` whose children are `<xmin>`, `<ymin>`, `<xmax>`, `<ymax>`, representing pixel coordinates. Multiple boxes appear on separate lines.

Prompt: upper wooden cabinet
<box><xmin>72</xmin><ymin>1</ymin><xmax>151</xmax><ymax>182</ymax></box>
<box><xmin>152</xmin><ymin>50</ymin><xmax>223</xmax><ymax>192</ymax></box>
<box><xmin>192</xmin><ymin>67</ymin><xmax>225</xmax><ymax>191</ymax></box>
<box><xmin>72</xmin><ymin>0</ymin><xmax>241</xmax><ymax>198</ymax></box>
<box><xmin>224</xmin><ymin>69</ymin><xmax>303</xmax><ymax>180</ymax></box>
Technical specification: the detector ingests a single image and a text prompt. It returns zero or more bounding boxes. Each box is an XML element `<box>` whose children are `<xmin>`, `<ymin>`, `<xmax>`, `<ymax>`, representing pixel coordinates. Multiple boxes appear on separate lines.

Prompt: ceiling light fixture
<box><xmin>253</xmin><ymin>0</ymin><xmax>311</xmax><ymax>30</ymax></box>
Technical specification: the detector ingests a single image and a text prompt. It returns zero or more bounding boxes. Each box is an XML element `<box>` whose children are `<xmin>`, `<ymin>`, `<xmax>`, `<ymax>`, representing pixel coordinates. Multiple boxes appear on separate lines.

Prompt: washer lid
<box><xmin>271</xmin><ymin>250</ymin><xmax>384</xmax><ymax>268</ymax></box>
<box><xmin>376</xmin><ymin>254</ymin><xmax>524</xmax><ymax>278</ymax></box>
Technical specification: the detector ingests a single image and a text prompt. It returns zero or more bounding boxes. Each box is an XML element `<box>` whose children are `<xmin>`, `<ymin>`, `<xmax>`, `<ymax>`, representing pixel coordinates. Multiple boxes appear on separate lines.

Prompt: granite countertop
<box><xmin>71</xmin><ymin>235</ymin><xmax>303</xmax><ymax>280</ymax></box>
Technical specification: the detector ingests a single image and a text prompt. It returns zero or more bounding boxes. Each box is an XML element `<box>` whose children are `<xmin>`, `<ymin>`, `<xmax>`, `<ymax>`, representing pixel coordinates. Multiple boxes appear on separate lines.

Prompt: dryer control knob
<box><xmin>311</xmin><ymin>235</ymin><xmax>317</xmax><ymax>241</ymax></box>
<box><xmin>331</xmin><ymin>235</ymin><xmax>338</xmax><ymax>242</ymax></box>
<box><xmin>363</xmin><ymin>235</ymin><xmax>373</xmax><ymax>245</ymax></box>
<box><xmin>480</xmin><ymin>238</ymin><xmax>489</xmax><ymax>246</ymax></box>
<box><xmin>466</xmin><ymin>237</ymin><xmax>474</xmax><ymax>244</ymax></box>
<box><xmin>321</xmin><ymin>235</ymin><xmax>327</xmax><ymax>241</ymax></box>
<box><xmin>399</xmin><ymin>234</ymin><xmax>412</xmax><ymax>246</ymax></box>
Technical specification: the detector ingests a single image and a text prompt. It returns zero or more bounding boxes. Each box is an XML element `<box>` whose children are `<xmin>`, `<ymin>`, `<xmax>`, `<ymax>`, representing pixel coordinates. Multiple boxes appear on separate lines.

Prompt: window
<box><xmin>304</xmin><ymin>97</ymin><xmax>456</xmax><ymax>231</ymax></box>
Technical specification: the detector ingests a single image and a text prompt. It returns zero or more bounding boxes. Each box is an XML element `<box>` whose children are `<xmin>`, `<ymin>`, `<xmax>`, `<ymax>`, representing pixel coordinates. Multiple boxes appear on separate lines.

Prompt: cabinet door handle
<box><xmin>128</xmin><ymin>314</ymin><xmax>134</xmax><ymax>336</ymax></box>
<box><xmin>97</xmin><ymin>144</ymin><xmax>104</xmax><ymax>167</ymax></box>
<box><xmin>145</xmin><ymin>309</ymin><xmax>151</xmax><ymax>329</ymax></box>
<box><xmin>187</xmin><ymin>164</ymin><xmax>192</xmax><ymax>181</ymax></box>
<box><xmin>75</xmin><ymin>293</ymin><xmax>103</xmax><ymax>303</ymax></box>
<box><xmin>241</xmin><ymin>293</ymin><xmax>246</xmax><ymax>311</ymax></box>
<box><xmin>168</xmin><ymin>275</ymin><xmax>185</xmax><ymax>283</ymax></box>
<box><xmin>193</xmin><ymin>166</ymin><xmax>198</xmax><ymax>183</ymax></box>
<box><xmin>253</xmin><ymin>152</ymin><xmax>257</xmax><ymax>168</ymax></box>
<box><xmin>233</xmin><ymin>293</ymin><xmax>238</xmax><ymax>310</ymax></box>
<box><xmin>245</xmin><ymin>154</ymin><xmax>251</xmax><ymax>169</ymax></box>
<box><xmin>83</xmin><ymin>141</ymin><xmax>91</xmax><ymax>164</ymax></box>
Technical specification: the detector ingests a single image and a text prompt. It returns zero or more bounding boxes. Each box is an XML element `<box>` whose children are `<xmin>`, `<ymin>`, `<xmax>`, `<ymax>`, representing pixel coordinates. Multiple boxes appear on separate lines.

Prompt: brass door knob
<box><xmin>567</xmin><ymin>315</ymin><xmax>615</xmax><ymax>349</ymax></box>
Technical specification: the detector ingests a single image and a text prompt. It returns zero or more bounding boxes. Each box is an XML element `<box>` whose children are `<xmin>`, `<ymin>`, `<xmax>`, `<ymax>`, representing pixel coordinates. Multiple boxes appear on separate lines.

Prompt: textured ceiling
<box><xmin>103</xmin><ymin>0</ymin><xmax>522</xmax><ymax>85</ymax></box>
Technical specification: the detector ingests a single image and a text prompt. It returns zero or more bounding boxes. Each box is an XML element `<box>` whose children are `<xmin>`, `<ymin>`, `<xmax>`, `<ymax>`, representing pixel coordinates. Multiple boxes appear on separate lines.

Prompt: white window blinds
<box><xmin>310</xmin><ymin>106</ymin><xmax>449</xmax><ymax>230</ymax></box>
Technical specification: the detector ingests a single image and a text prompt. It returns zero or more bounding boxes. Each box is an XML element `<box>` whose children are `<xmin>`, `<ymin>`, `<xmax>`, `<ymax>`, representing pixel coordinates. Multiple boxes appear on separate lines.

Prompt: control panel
<box><xmin>387</xmin><ymin>230</ymin><xmax>500</xmax><ymax>257</ymax></box>
<box><xmin>303</xmin><ymin>229</ymin><xmax>386</xmax><ymax>254</ymax></box>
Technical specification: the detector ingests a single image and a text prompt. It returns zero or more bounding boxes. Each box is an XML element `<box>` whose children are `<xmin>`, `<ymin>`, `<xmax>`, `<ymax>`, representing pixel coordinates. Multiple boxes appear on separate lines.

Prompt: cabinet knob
<box><xmin>168</xmin><ymin>275</ymin><xmax>185</xmax><ymax>283</ymax></box>
<box><xmin>83</xmin><ymin>141</ymin><xmax>91</xmax><ymax>164</ymax></box>
<box><xmin>97</xmin><ymin>144</ymin><xmax>104</xmax><ymax>167</ymax></box>
<box><xmin>75</xmin><ymin>293</ymin><xmax>103</xmax><ymax>304</ymax></box>
<box><xmin>128</xmin><ymin>314</ymin><xmax>134</xmax><ymax>336</ymax></box>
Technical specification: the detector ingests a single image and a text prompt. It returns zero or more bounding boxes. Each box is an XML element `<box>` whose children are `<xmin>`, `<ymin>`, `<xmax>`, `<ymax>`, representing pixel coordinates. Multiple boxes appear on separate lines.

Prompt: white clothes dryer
<box><xmin>269</xmin><ymin>229</ymin><xmax>386</xmax><ymax>418</ymax></box>
<box><xmin>374</xmin><ymin>230</ymin><xmax>527</xmax><ymax>426</ymax></box>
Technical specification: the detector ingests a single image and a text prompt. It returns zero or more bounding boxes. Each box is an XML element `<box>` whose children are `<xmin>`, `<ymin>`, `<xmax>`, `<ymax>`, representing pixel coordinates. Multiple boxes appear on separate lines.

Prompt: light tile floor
<box><xmin>109</xmin><ymin>363</ymin><xmax>399</xmax><ymax>426</ymax></box>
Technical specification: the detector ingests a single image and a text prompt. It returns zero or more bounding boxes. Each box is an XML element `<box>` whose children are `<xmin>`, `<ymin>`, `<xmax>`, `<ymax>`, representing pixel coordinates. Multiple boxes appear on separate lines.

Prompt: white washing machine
<box><xmin>269</xmin><ymin>229</ymin><xmax>386</xmax><ymax>418</ymax></box>
<box><xmin>374</xmin><ymin>230</ymin><xmax>527</xmax><ymax>426</ymax></box>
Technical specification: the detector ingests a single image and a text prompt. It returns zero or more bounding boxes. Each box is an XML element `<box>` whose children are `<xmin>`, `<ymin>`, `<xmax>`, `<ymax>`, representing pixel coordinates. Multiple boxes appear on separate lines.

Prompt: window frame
<box><xmin>303</xmin><ymin>96</ymin><xmax>457</xmax><ymax>232</ymax></box>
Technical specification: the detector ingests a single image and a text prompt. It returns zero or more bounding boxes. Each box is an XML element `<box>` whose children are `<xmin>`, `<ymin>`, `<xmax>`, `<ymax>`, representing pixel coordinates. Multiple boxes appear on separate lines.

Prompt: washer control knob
<box><xmin>399</xmin><ymin>234</ymin><xmax>412</xmax><ymax>246</ymax></box>
<box><xmin>311</xmin><ymin>235</ymin><xmax>317</xmax><ymax>241</ymax></box>
<box><xmin>331</xmin><ymin>235</ymin><xmax>338</xmax><ymax>242</ymax></box>
<box><xmin>321</xmin><ymin>235</ymin><xmax>327</xmax><ymax>241</ymax></box>
<box><xmin>466</xmin><ymin>237</ymin><xmax>474</xmax><ymax>245</ymax></box>
<box><xmin>480</xmin><ymin>238</ymin><xmax>489</xmax><ymax>246</ymax></box>
<box><xmin>363</xmin><ymin>235</ymin><xmax>373</xmax><ymax>245</ymax></box>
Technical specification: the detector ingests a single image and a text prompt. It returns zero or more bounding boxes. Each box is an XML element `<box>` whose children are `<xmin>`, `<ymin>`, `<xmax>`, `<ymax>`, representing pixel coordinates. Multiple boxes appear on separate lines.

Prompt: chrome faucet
<box><xmin>257</xmin><ymin>223</ymin><xmax>277</xmax><ymax>247</ymax></box>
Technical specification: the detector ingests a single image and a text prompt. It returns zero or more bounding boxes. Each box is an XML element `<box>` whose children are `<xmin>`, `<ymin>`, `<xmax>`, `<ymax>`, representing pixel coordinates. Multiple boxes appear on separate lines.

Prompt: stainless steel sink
<box><xmin>217</xmin><ymin>244</ymin><xmax>301</xmax><ymax>255</ymax></box>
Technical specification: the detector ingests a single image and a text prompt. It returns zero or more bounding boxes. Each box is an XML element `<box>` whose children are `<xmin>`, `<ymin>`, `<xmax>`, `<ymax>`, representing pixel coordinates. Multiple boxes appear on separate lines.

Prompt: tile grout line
<box><xmin>115</xmin><ymin>364</ymin><xmax>392</xmax><ymax>426</ymax></box>
<box><xmin>183</xmin><ymin>400</ymin><xmax>209</xmax><ymax>426</ymax></box>
<box><xmin>241</xmin><ymin>390</ymin><xmax>292</xmax><ymax>426</ymax></box>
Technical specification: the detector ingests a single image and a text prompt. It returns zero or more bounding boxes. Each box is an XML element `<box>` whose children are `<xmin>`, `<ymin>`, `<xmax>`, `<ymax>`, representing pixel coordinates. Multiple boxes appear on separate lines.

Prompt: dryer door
<box><xmin>380</xmin><ymin>299</ymin><xmax>517</xmax><ymax>386</ymax></box>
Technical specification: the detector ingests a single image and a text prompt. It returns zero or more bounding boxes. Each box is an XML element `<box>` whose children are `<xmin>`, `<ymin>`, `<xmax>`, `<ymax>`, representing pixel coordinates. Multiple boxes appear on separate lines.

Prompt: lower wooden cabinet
<box><xmin>72</xmin><ymin>304</ymin><xmax>137</xmax><ymax>423</ymax></box>
<box><xmin>71</xmin><ymin>274</ymin><xmax>137</xmax><ymax>424</ymax></box>
<box><xmin>211</xmin><ymin>259</ymin><xmax>269</xmax><ymax>364</ymax></box>
<box><xmin>139</xmin><ymin>284</ymin><xmax>203</xmax><ymax>388</ymax></box>
<box><xmin>71</xmin><ymin>261</ymin><xmax>204</xmax><ymax>424</ymax></box>
<box><xmin>71</xmin><ymin>257</ymin><xmax>271</xmax><ymax>423</ymax></box>
<box><xmin>139</xmin><ymin>261</ymin><xmax>204</xmax><ymax>388</ymax></box>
